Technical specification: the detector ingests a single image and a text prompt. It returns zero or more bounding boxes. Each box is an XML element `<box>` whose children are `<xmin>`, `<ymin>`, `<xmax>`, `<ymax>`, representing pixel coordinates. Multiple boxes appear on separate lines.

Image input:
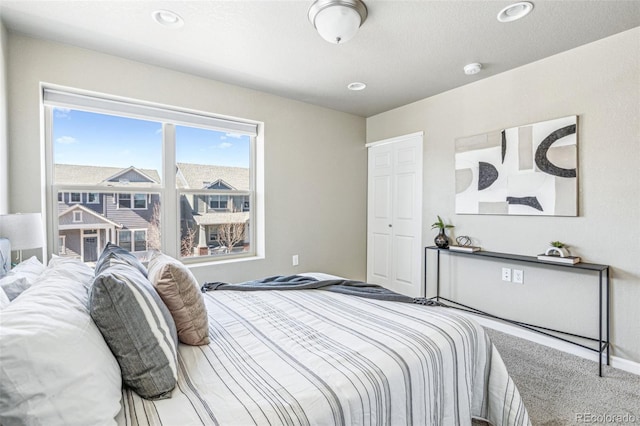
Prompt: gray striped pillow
<box><xmin>94</xmin><ymin>242</ymin><xmax>148</xmax><ymax>277</ymax></box>
<box><xmin>90</xmin><ymin>264</ymin><xmax>178</xmax><ymax>400</ymax></box>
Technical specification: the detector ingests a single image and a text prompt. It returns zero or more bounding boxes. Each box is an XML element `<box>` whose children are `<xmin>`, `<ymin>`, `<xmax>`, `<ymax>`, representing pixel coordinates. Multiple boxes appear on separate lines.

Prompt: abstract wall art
<box><xmin>455</xmin><ymin>116</ymin><xmax>578</xmax><ymax>216</ymax></box>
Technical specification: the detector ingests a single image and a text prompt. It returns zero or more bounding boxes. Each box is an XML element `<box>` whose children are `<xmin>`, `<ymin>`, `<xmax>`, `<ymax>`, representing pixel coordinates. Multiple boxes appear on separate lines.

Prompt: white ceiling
<box><xmin>1</xmin><ymin>1</ymin><xmax>639</xmax><ymax>117</ymax></box>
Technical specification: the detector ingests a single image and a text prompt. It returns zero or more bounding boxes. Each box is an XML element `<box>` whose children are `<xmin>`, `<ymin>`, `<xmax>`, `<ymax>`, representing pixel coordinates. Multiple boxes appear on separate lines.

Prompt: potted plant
<box><xmin>545</xmin><ymin>241</ymin><xmax>570</xmax><ymax>257</ymax></box>
<box><xmin>431</xmin><ymin>215</ymin><xmax>454</xmax><ymax>248</ymax></box>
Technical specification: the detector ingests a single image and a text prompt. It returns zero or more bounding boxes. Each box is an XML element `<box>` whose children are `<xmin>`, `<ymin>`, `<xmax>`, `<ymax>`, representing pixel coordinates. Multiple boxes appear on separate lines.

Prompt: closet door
<box><xmin>367</xmin><ymin>133</ymin><xmax>423</xmax><ymax>297</ymax></box>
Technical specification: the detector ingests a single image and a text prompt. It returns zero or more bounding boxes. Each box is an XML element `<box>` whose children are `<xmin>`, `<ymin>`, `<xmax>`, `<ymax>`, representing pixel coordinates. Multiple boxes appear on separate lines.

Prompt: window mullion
<box><xmin>162</xmin><ymin>123</ymin><xmax>178</xmax><ymax>258</ymax></box>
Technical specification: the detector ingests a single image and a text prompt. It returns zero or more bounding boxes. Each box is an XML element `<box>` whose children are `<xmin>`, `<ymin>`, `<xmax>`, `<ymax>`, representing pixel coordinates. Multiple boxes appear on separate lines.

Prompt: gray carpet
<box><xmin>477</xmin><ymin>328</ymin><xmax>640</xmax><ymax>425</ymax></box>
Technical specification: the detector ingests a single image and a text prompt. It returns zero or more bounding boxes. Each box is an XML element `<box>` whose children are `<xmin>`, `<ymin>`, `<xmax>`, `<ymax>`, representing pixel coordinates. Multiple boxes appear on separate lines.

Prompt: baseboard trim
<box><xmin>456</xmin><ymin>311</ymin><xmax>640</xmax><ymax>376</ymax></box>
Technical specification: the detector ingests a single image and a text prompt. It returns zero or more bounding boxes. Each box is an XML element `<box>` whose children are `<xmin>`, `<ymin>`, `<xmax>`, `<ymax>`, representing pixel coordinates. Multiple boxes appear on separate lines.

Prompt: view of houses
<box><xmin>55</xmin><ymin>162</ymin><xmax>250</xmax><ymax>263</ymax></box>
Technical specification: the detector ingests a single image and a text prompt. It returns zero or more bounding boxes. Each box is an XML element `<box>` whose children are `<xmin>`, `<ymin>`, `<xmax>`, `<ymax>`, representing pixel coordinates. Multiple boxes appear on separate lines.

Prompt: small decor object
<box><xmin>448</xmin><ymin>235</ymin><xmax>481</xmax><ymax>252</ymax></box>
<box><xmin>537</xmin><ymin>241</ymin><xmax>580</xmax><ymax>264</ymax></box>
<box><xmin>431</xmin><ymin>216</ymin><xmax>454</xmax><ymax>248</ymax></box>
<box><xmin>545</xmin><ymin>241</ymin><xmax>570</xmax><ymax>257</ymax></box>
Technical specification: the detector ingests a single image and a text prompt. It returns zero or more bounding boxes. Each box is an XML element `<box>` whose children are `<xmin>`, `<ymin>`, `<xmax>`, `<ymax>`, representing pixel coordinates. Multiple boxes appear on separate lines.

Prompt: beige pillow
<box><xmin>147</xmin><ymin>252</ymin><xmax>209</xmax><ymax>346</ymax></box>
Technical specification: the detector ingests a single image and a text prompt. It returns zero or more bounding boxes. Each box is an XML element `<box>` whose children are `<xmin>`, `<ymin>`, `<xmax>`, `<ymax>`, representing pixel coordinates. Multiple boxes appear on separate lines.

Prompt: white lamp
<box><xmin>308</xmin><ymin>0</ymin><xmax>368</xmax><ymax>44</ymax></box>
<box><xmin>0</xmin><ymin>213</ymin><xmax>44</xmax><ymax>263</ymax></box>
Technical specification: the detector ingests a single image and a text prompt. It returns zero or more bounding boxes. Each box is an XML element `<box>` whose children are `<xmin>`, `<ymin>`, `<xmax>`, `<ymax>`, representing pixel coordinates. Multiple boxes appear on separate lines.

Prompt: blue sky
<box><xmin>53</xmin><ymin>108</ymin><xmax>251</xmax><ymax>176</ymax></box>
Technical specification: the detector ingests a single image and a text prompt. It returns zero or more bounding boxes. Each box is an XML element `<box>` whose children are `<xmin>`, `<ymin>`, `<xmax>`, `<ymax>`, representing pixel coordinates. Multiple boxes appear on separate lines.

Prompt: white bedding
<box><xmin>117</xmin><ymin>273</ymin><xmax>530</xmax><ymax>426</ymax></box>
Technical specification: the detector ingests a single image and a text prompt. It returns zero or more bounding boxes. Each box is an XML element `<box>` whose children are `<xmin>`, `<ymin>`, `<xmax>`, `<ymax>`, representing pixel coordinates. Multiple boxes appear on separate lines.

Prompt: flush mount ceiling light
<box><xmin>497</xmin><ymin>2</ymin><xmax>534</xmax><ymax>23</ymax></box>
<box><xmin>347</xmin><ymin>82</ymin><xmax>366</xmax><ymax>91</ymax></box>
<box><xmin>308</xmin><ymin>0</ymin><xmax>368</xmax><ymax>44</ymax></box>
<box><xmin>464</xmin><ymin>63</ymin><xmax>483</xmax><ymax>75</ymax></box>
<box><xmin>152</xmin><ymin>10</ymin><xmax>184</xmax><ymax>28</ymax></box>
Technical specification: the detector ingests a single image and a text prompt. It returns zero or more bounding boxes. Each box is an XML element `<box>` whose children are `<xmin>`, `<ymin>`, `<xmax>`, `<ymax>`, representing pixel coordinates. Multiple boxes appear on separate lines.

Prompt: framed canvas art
<box><xmin>455</xmin><ymin>116</ymin><xmax>578</xmax><ymax>216</ymax></box>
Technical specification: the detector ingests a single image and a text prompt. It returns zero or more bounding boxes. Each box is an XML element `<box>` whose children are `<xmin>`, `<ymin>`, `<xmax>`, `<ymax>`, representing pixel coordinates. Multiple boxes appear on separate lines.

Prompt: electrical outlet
<box><xmin>292</xmin><ymin>254</ymin><xmax>299</xmax><ymax>266</ymax></box>
<box><xmin>502</xmin><ymin>267</ymin><xmax>511</xmax><ymax>282</ymax></box>
<box><xmin>513</xmin><ymin>269</ymin><xmax>524</xmax><ymax>284</ymax></box>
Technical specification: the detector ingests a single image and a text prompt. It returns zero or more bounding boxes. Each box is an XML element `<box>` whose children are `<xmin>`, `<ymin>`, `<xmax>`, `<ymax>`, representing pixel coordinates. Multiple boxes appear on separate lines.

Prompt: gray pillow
<box><xmin>94</xmin><ymin>242</ymin><xmax>147</xmax><ymax>277</ymax></box>
<box><xmin>90</xmin><ymin>263</ymin><xmax>178</xmax><ymax>400</ymax></box>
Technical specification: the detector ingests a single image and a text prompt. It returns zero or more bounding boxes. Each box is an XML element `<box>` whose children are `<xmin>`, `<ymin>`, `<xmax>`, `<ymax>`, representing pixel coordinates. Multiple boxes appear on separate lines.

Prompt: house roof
<box><xmin>55</xmin><ymin>163</ymin><xmax>250</xmax><ymax>191</ymax></box>
<box><xmin>55</xmin><ymin>164</ymin><xmax>160</xmax><ymax>187</ymax></box>
<box><xmin>58</xmin><ymin>204</ymin><xmax>122</xmax><ymax>229</ymax></box>
<box><xmin>177</xmin><ymin>163</ymin><xmax>249</xmax><ymax>191</ymax></box>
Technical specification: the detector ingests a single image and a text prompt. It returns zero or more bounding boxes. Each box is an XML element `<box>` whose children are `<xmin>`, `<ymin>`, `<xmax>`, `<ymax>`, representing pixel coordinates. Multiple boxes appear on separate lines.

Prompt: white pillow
<box><xmin>0</xmin><ymin>286</ymin><xmax>9</xmax><ymax>309</ymax></box>
<box><xmin>0</xmin><ymin>257</ymin><xmax>122</xmax><ymax>426</ymax></box>
<box><xmin>0</xmin><ymin>256</ymin><xmax>45</xmax><ymax>300</ymax></box>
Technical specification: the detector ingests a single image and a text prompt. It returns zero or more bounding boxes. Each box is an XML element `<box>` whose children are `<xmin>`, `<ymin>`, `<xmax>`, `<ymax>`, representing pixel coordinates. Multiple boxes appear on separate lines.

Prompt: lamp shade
<box><xmin>308</xmin><ymin>0</ymin><xmax>368</xmax><ymax>44</ymax></box>
<box><xmin>0</xmin><ymin>213</ymin><xmax>44</xmax><ymax>251</ymax></box>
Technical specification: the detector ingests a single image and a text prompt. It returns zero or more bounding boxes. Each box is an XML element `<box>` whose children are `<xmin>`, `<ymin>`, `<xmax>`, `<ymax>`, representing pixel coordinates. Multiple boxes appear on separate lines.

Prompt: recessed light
<box><xmin>497</xmin><ymin>2</ymin><xmax>534</xmax><ymax>23</ymax></box>
<box><xmin>347</xmin><ymin>82</ymin><xmax>367</xmax><ymax>91</ymax></box>
<box><xmin>464</xmin><ymin>63</ymin><xmax>483</xmax><ymax>75</ymax></box>
<box><xmin>152</xmin><ymin>10</ymin><xmax>184</xmax><ymax>28</ymax></box>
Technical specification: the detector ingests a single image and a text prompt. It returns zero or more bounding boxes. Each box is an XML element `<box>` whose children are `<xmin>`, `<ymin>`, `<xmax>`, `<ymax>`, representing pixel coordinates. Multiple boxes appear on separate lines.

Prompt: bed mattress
<box><xmin>117</xmin><ymin>275</ymin><xmax>530</xmax><ymax>426</ymax></box>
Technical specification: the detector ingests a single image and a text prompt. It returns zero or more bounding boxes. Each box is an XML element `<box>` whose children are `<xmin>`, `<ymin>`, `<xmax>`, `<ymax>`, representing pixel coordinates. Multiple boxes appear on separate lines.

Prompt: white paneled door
<box><xmin>367</xmin><ymin>133</ymin><xmax>423</xmax><ymax>297</ymax></box>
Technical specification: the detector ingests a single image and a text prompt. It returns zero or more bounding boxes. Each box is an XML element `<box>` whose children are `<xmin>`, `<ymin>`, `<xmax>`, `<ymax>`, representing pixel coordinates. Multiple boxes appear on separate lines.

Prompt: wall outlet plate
<box><xmin>292</xmin><ymin>254</ymin><xmax>299</xmax><ymax>266</ymax></box>
<box><xmin>502</xmin><ymin>267</ymin><xmax>511</xmax><ymax>281</ymax></box>
<box><xmin>513</xmin><ymin>269</ymin><xmax>524</xmax><ymax>284</ymax></box>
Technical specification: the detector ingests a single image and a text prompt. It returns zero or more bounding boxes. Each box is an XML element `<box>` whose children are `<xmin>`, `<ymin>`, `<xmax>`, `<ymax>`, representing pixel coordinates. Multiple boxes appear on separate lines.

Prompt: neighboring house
<box><xmin>55</xmin><ymin>164</ymin><xmax>161</xmax><ymax>263</ymax></box>
<box><xmin>55</xmin><ymin>162</ymin><xmax>251</xmax><ymax>262</ymax></box>
<box><xmin>177</xmin><ymin>162</ymin><xmax>251</xmax><ymax>255</ymax></box>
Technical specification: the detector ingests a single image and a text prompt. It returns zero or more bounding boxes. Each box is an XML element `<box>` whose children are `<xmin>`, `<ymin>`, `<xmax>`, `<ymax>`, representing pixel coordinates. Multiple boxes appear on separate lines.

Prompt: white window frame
<box><xmin>117</xmin><ymin>193</ymin><xmax>132</xmax><ymax>209</ymax></box>
<box><xmin>72</xmin><ymin>211</ymin><xmax>82</xmax><ymax>223</ymax></box>
<box><xmin>117</xmin><ymin>229</ymin><xmax>132</xmax><ymax>252</ymax></box>
<box><xmin>70</xmin><ymin>192</ymin><xmax>82</xmax><ymax>203</ymax></box>
<box><xmin>208</xmin><ymin>194</ymin><xmax>229</xmax><ymax>210</ymax></box>
<box><xmin>43</xmin><ymin>85</ymin><xmax>264</xmax><ymax>263</ymax></box>
<box><xmin>133</xmin><ymin>229</ymin><xmax>148</xmax><ymax>252</ymax></box>
<box><xmin>87</xmin><ymin>192</ymin><xmax>100</xmax><ymax>204</ymax></box>
<box><xmin>133</xmin><ymin>193</ymin><xmax>147</xmax><ymax>210</ymax></box>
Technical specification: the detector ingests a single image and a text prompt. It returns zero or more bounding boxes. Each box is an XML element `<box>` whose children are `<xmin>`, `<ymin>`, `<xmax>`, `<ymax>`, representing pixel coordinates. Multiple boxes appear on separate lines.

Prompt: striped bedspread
<box><xmin>117</xmin><ymin>287</ymin><xmax>530</xmax><ymax>426</ymax></box>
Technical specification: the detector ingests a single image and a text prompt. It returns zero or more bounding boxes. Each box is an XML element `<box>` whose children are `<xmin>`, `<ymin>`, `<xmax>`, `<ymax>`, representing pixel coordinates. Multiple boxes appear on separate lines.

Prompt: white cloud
<box><xmin>225</xmin><ymin>133</ymin><xmax>243</xmax><ymax>139</ymax></box>
<box><xmin>54</xmin><ymin>108</ymin><xmax>71</xmax><ymax>119</ymax></box>
<box><xmin>56</xmin><ymin>136</ymin><xmax>77</xmax><ymax>144</ymax></box>
<box><xmin>217</xmin><ymin>142</ymin><xmax>233</xmax><ymax>149</ymax></box>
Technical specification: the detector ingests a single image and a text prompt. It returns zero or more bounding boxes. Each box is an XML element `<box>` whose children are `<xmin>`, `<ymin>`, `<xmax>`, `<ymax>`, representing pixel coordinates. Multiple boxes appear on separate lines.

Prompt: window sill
<box><xmin>184</xmin><ymin>254</ymin><xmax>264</xmax><ymax>270</ymax></box>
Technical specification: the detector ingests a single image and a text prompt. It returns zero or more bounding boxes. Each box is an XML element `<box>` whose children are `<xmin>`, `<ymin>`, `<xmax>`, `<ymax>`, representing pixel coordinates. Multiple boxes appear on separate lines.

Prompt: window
<box><xmin>44</xmin><ymin>87</ymin><xmax>261</xmax><ymax>264</ymax></box>
<box><xmin>57</xmin><ymin>192</ymin><xmax>63</xmax><ymax>203</ymax></box>
<box><xmin>208</xmin><ymin>195</ymin><xmax>228</xmax><ymax>210</ymax></box>
<box><xmin>119</xmin><ymin>193</ymin><xmax>147</xmax><ymax>209</ymax></box>
<box><xmin>73</xmin><ymin>211</ymin><xmax>82</xmax><ymax>223</ymax></box>
<box><xmin>117</xmin><ymin>229</ymin><xmax>147</xmax><ymax>252</ymax></box>
<box><xmin>134</xmin><ymin>230</ymin><xmax>147</xmax><ymax>252</ymax></box>
<box><xmin>118</xmin><ymin>193</ymin><xmax>132</xmax><ymax>208</ymax></box>
<box><xmin>133</xmin><ymin>194</ymin><xmax>147</xmax><ymax>209</ymax></box>
<box><xmin>118</xmin><ymin>230</ymin><xmax>132</xmax><ymax>252</ymax></box>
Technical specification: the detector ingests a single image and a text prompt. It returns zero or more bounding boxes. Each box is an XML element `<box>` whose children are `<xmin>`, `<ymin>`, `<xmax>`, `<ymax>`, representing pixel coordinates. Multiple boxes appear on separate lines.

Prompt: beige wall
<box><xmin>367</xmin><ymin>28</ymin><xmax>640</xmax><ymax>363</ymax></box>
<box><xmin>6</xmin><ymin>33</ymin><xmax>367</xmax><ymax>283</ymax></box>
<box><xmin>0</xmin><ymin>21</ymin><xmax>8</xmax><ymax>214</ymax></box>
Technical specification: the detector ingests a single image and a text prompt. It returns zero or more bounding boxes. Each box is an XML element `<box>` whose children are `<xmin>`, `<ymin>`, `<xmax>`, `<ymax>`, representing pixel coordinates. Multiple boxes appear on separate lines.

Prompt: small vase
<box><xmin>434</xmin><ymin>229</ymin><xmax>450</xmax><ymax>248</ymax></box>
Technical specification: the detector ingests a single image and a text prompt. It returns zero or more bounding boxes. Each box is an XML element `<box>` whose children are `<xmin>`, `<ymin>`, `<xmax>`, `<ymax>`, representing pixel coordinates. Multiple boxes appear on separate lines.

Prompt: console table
<box><xmin>424</xmin><ymin>246</ymin><xmax>610</xmax><ymax>376</ymax></box>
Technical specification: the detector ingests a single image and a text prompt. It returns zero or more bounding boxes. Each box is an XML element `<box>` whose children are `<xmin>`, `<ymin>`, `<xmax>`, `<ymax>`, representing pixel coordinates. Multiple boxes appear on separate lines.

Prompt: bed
<box><xmin>0</xmin><ymin>248</ymin><xmax>530</xmax><ymax>426</ymax></box>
